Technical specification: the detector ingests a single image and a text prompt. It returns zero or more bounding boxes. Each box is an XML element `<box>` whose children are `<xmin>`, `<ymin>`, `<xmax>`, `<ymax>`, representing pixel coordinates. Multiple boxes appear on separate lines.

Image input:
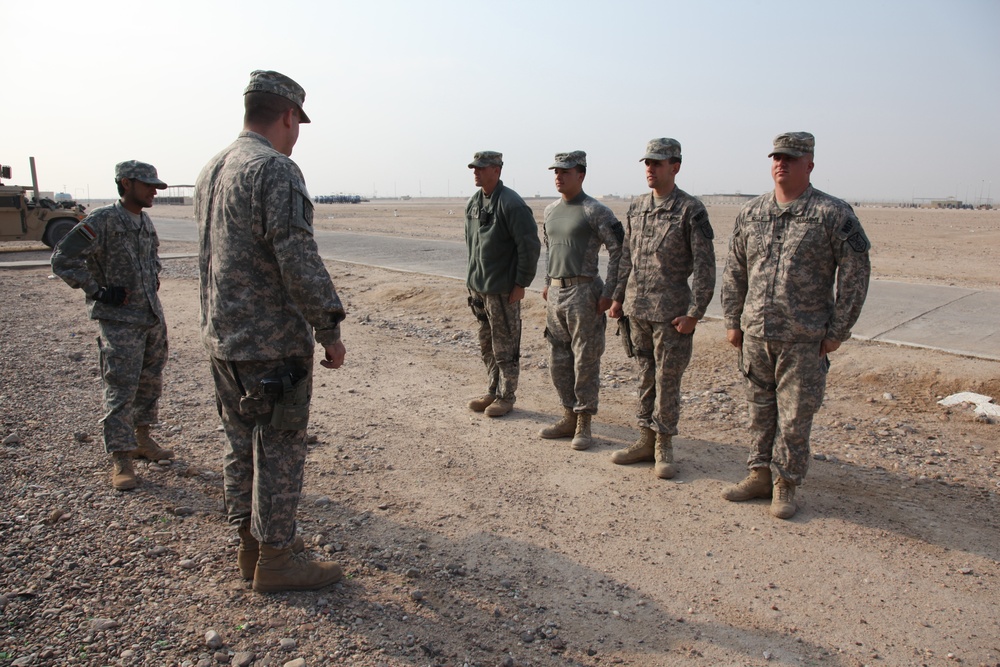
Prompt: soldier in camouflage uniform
<box><xmin>539</xmin><ymin>151</ymin><xmax>623</xmax><ymax>450</ymax></box>
<box><xmin>609</xmin><ymin>138</ymin><xmax>716</xmax><ymax>479</ymax></box>
<box><xmin>721</xmin><ymin>132</ymin><xmax>871</xmax><ymax>519</ymax></box>
<box><xmin>195</xmin><ymin>70</ymin><xmax>346</xmax><ymax>592</ymax></box>
<box><xmin>51</xmin><ymin>160</ymin><xmax>173</xmax><ymax>491</ymax></box>
<box><xmin>464</xmin><ymin>151</ymin><xmax>541</xmax><ymax>418</ymax></box>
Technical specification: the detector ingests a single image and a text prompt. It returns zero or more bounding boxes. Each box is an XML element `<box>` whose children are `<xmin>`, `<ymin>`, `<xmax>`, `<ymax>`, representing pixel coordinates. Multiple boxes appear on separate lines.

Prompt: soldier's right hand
<box><xmin>609</xmin><ymin>301</ymin><xmax>624</xmax><ymax>319</ymax></box>
<box><xmin>93</xmin><ymin>286</ymin><xmax>128</xmax><ymax>306</ymax></box>
<box><xmin>321</xmin><ymin>340</ymin><xmax>346</xmax><ymax>369</ymax></box>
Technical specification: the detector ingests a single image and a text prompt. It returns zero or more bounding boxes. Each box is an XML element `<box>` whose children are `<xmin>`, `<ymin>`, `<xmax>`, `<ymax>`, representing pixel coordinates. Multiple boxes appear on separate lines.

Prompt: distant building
<box><xmin>700</xmin><ymin>193</ymin><xmax>757</xmax><ymax>206</ymax></box>
<box><xmin>925</xmin><ymin>198</ymin><xmax>962</xmax><ymax>209</ymax></box>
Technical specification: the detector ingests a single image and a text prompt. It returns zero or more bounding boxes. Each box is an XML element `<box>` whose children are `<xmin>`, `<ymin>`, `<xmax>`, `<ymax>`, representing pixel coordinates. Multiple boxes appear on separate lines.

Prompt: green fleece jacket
<box><xmin>464</xmin><ymin>180</ymin><xmax>540</xmax><ymax>294</ymax></box>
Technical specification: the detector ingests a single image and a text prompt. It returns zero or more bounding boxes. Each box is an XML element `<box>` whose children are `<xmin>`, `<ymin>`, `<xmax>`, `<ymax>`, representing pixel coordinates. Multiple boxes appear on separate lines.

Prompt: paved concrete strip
<box><xmin>6</xmin><ymin>222</ymin><xmax>999</xmax><ymax>362</ymax></box>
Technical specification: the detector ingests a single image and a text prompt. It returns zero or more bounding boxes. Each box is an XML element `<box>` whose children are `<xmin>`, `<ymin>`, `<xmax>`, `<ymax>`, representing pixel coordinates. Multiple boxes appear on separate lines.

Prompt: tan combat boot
<box><xmin>610</xmin><ymin>427</ymin><xmax>655</xmax><ymax>465</ymax></box>
<box><xmin>111</xmin><ymin>452</ymin><xmax>138</xmax><ymax>491</ymax></box>
<box><xmin>237</xmin><ymin>526</ymin><xmax>307</xmax><ymax>581</ymax></box>
<box><xmin>721</xmin><ymin>468</ymin><xmax>773</xmax><ymax>501</ymax></box>
<box><xmin>133</xmin><ymin>425</ymin><xmax>174</xmax><ymax>461</ymax></box>
<box><xmin>467</xmin><ymin>394</ymin><xmax>496</xmax><ymax>412</ymax></box>
<box><xmin>571</xmin><ymin>413</ymin><xmax>593</xmax><ymax>450</ymax></box>
<box><xmin>540</xmin><ymin>407</ymin><xmax>577</xmax><ymax>439</ymax></box>
<box><xmin>253</xmin><ymin>544</ymin><xmax>343</xmax><ymax>593</ymax></box>
<box><xmin>653</xmin><ymin>434</ymin><xmax>676</xmax><ymax>479</ymax></box>
<box><xmin>771</xmin><ymin>477</ymin><xmax>798</xmax><ymax>519</ymax></box>
<box><xmin>484</xmin><ymin>398</ymin><xmax>514</xmax><ymax>417</ymax></box>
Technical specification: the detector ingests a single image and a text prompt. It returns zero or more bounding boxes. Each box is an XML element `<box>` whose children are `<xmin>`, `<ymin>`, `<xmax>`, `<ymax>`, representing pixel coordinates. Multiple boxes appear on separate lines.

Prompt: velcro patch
<box><xmin>847</xmin><ymin>231</ymin><xmax>870</xmax><ymax>253</ymax></box>
<box><xmin>59</xmin><ymin>222</ymin><xmax>97</xmax><ymax>257</ymax></box>
<box><xmin>840</xmin><ymin>218</ymin><xmax>855</xmax><ymax>235</ymax></box>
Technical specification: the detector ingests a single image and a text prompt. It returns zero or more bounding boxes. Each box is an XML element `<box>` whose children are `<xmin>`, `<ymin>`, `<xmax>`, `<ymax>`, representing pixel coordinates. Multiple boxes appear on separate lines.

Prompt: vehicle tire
<box><xmin>42</xmin><ymin>217</ymin><xmax>78</xmax><ymax>248</ymax></box>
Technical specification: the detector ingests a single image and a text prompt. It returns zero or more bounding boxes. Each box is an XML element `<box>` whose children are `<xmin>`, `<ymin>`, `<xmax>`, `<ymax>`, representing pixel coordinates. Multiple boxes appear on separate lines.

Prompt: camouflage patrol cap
<box><xmin>549</xmin><ymin>151</ymin><xmax>587</xmax><ymax>170</ymax></box>
<box><xmin>244</xmin><ymin>70</ymin><xmax>311</xmax><ymax>123</ymax></box>
<box><xmin>114</xmin><ymin>160</ymin><xmax>167</xmax><ymax>189</ymax></box>
<box><xmin>641</xmin><ymin>138</ymin><xmax>682</xmax><ymax>161</ymax></box>
<box><xmin>768</xmin><ymin>132</ymin><xmax>815</xmax><ymax>157</ymax></box>
<box><xmin>468</xmin><ymin>151</ymin><xmax>503</xmax><ymax>168</ymax></box>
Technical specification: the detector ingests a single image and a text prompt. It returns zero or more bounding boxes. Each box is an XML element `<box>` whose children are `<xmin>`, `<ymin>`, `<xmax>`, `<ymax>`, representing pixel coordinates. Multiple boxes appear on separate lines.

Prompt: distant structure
<box><xmin>700</xmin><ymin>193</ymin><xmax>757</xmax><ymax>205</ymax></box>
<box><xmin>912</xmin><ymin>197</ymin><xmax>964</xmax><ymax>209</ymax></box>
<box><xmin>158</xmin><ymin>185</ymin><xmax>194</xmax><ymax>205</ymax></box>
<box><xmin>315</xmin><ymin>194</ymin><xmax>368</xmax><ymax>204</ymax></box>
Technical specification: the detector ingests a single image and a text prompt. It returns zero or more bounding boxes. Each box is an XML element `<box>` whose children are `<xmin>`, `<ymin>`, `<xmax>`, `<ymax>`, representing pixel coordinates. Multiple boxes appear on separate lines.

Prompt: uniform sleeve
<box><xmin>51</xmin><ymin>218</ymin><xmax>102</xmax><ymax>298</ymax></box>
<box><xmin>542</xmin><ymin>201</ymin><xmax>554</xmax><ymax>287</ymax></box>
<box><xmin>509</xmin><ymin>203</ymin><xmax>541</xmax><ymax>288</ymax></box>
<box><xmin>593</xmin><ymin>204</ymin><xmax>624</xmax><ymax>300</ymax></box>
<box><xmin>613</xmin><ymin>206</ymin><xmax>635</xmax><ymax>303</ymax></box>
<box><xmin>827</xmin><ymin>211</ymin><xmax>871</xmax><ymax>341</ymax></box>
<box><xmin>721</xmin><ymin>214</ymin><xmax>749</xmax><ymax>330</ymax></box>
<box><xmin>686</xmin><ymin>204</ymin><xmax>716</xmax><ymax>320</ymax></box>
<box><xmin>261</xmin><ymin>162</ymin><xmax>346</xmax><ymax>346</ymax></box>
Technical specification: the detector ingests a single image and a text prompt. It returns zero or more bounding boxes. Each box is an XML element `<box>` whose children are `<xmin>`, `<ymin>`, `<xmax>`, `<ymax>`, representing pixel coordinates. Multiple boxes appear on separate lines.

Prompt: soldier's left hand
<box><xmin>597</xmin><ymin>297</ymin><xmax>612</xmax><ymax>314</ymax></box>
<box><xmin>508</xmin><ymin>285</ymin><xmax>525</xmax><ymax>304</ymax></box>
<box><xmin>672</xmin><ymin>315</ymin><xmax>698</xmax><ymax>335</ymax></box>
<box><xmin>820</xmin><ymin>338</ymin><xmax>841</xmax><ymax>356</ymax></box>
<box><xmin>321</xmin><ymin>340</ymin><xmax>347</xmax><ymax>369</ymax></box>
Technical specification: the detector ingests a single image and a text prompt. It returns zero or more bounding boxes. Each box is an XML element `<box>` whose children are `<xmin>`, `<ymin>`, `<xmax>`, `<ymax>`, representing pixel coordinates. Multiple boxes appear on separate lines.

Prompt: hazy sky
<box><xmin>5</xmin><ymin>0</ymin><xmax>998</xmax><ymax>203</ymax></box>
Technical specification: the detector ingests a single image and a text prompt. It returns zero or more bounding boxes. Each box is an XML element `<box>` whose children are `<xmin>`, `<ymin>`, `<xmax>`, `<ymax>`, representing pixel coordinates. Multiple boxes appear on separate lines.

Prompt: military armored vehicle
<box><xmin>0</xmin><ymin>157</ymin><xmax>86</xmax><ymax>248</ymax></box>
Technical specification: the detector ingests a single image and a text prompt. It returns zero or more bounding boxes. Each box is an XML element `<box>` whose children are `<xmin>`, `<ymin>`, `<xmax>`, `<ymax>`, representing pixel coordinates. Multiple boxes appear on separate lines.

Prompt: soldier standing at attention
<box><xmin>464</xmin><ymin>151</ymin><xmax>541</xmax><ymax>418</ymax></box>
<box><xmin>52</xmin><ymin>160</ymin><xmax>173</xmax><ymax>491</ymax></box>
<box><xmin>721</xmin><ymin>132</ymin><xmax>871</xmax><ymax>519</ymax></box>
<box><xmin>195</xmin><ymin>70</ymin><xmax>346</xmax><ymax>592</ymax></box>
<box><xmin>538</xmin><ymin>151</ymin><xmax>623</xmax><ymax>450</ymax></box>
<box><xmin>608</xmin><ymin>138</ymin><xmax>716</xmax><ymax>479</ymax></box>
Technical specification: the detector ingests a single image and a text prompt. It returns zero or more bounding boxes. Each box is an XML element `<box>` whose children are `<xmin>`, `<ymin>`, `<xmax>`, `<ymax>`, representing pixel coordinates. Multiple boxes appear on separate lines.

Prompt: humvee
<box><xmin>0</xmin><ymin>157</ymin><xmax>86</xmax><ymax>248</ymax></box>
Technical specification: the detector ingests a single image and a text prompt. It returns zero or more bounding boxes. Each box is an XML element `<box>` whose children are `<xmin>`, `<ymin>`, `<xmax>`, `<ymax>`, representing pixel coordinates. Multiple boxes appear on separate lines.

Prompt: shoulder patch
<box><xmin>847</xmin><ymin>231</ymin><xmax>870</xmax><ymax>253</ymax></box>
<box><xmin>58</xmin><ymin>222</ymin><xmax>97</xmax><ymax>257</ymax></box>
<box><xmin>840</xmin><ymin>218</ymin><xmax>855</xmax><ymax>235</ymax></box>
<box><xmin>610</xmin><ymin>220</ymin><xmax>624</xmax><ymax>243</ymax></box>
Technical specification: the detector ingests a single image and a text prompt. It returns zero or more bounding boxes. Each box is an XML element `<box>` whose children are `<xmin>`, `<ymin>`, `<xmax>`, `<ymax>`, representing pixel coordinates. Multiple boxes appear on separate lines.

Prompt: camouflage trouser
<box><xmin>97</xmin><ymin>318</ymin><xmax>167</xmax><ymax>454</ymax></box>
<box><xmin>210</xmin><ymin>356</ymin><xmax>312</xmax><ymax>548</ymax></box>
<box><xmin>740</xmin><ymin>336</ymin><xmax>828</xmax><ymax>485</ymax></box>
<box><xmin>544</xmin><ymin>280</ymin><xmax>606</xmax><ymax>414</ymax></box>
<box><xmin>470</xmin><ymin>291</ymin><xmax>521</xmax><ymax>401</ymax></box>
<box><xmin>630</xmin><ymin>318</ymin><xmax>693</xmax><ymax>436</ymax></box>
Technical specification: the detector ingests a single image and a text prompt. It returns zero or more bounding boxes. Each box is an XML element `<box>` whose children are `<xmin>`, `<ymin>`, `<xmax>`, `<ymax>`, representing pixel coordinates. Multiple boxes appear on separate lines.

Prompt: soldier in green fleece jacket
<box><xmin>464</xmin><ymin>150</ymin><xmax>541</xmax><ymax>418</ymax></box>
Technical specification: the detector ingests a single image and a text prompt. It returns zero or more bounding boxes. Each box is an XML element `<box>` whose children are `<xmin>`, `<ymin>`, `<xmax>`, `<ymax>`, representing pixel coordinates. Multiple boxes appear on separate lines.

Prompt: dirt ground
<box><xmin>0</xmin><ymin>199</ymin><xmax>998</xmax><ymax>666</ymax></box>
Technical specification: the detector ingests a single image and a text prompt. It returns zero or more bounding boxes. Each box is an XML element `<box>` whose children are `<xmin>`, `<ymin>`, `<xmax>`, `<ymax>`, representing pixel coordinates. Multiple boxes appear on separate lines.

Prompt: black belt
<box><xmin>549</xmin><ymin>276</ymin><xmax>593</xmax><ymax>288</ymax></box>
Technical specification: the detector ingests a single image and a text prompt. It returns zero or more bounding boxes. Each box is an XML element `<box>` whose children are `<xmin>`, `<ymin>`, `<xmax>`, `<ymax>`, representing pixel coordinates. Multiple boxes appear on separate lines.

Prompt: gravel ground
<box><xmin>1</xmin><ymin>247</ymin><xmax>999</xmax><ymax>667</ymax></box>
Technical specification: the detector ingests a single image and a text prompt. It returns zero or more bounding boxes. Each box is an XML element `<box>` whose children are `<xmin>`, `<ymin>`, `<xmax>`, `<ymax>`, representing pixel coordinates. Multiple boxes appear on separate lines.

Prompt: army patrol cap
<box><xmin>768</xmin><ymin>132</ymin><xmax>815</xmax><ymax>157</ymax></box>
<box><xmin>244</xmin><ymin>70</ymin><xmax>311</xmax><ymax>123</ymax></box>
<box><xmin>549</xmin><ymin>151</ymin><xmax>587</xmax><ymax>170</ymax></box>
<box><xmin>641</xmin><ymin>138</ymin><xmax>682</xmax><ymax>161</ymax></box>
<box><xmin>114</xmin><ymin>161</ymin><xmax>167</xmax><ymax>189</ymax></box>
<box><xmin>468</xmin><ymin>151</ymin><xmax>503</xmax><ymax>168</ymax></box>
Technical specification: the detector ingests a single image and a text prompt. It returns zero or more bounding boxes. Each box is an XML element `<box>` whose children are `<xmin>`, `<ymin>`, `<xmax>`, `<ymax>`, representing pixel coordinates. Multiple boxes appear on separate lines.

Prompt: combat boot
<box><xmin>610</xmin><ymin>427</ymin><xmax>655</xmax><ymax>465</ymax></box>
<box><xmin>653</xmin><ymin>434</ymin><xmax>676</xmax><ymax>479</ymax></box>
<box><xmin>571</xmin><ymin>413</ymin><xmax>593</xmax><ymax>450</ymax></box>
<box><xmin>467</xmin><ymin>394</ymin><xmax>496</xmax><ymax>412</ymax></box>
<box><xmin>133</xmin><ymin>425</ymin><xmax>174</xmax><ymax>461</ymax></box>
<box><xmin>253</xmin><ymin>544</ymin><xmax>343</xmax><ymax>593</ymax></box>
<box><xmin>540</xmin><ymin>407</ymin><xmax>577</xmax><ymax>439</ymax></box>
<box><xmin>484</xmin><ymin>398</ymin><xmax>514</xmax><ymax>417</ymax></box>
<box><xmin>771</xmin><ymin>477</ymin><xmax>798</xmax><ymax>519</ymax></box>
<box><xmin>237</xmin><ymin>526</ymin><xmax>307</xmax><ymax>581</ymax></box>
<box><xmin>111</xmin><ymin>452</ymin><xmax>137</xmax><ymax>491</ymax></box>
<box><xmin>721</xmin><ymin>468</ymin><xmax>773</xmax><ymax>501</ymax></box>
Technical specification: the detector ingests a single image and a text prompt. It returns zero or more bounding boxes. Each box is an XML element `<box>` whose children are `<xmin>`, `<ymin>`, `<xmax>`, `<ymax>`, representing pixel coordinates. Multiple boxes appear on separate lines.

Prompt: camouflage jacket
<box><xmin>51</xmin><ymin>201</ymin><xmax>163</xmax><ymax>325</ymax></box>
<box><xmin>613</xmin><ymin>188</ymin><xmax>716</xmax><ymax>321</ymax></box>
<box><xmin>194</xmin><ymin>131</ymin><xmax>345</xmax><ymax>361</ymax></box>
<box><xmin>543</xmin><ymin>191</ymin><xmax>623</xmax><ymax>300</ymax></box>
<box><xmin>722</xmin><ymin>185</ymin><xmax>871</xmax><ymax>342</ymax></box>
<box><xmin>465</xmin><ymin>180</ymin><xmax>541</xmax><ymax>295</ymax></box>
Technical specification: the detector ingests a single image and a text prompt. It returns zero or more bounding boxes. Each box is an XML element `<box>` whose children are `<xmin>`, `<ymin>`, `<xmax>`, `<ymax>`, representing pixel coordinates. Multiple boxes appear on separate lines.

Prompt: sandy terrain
<box><xmin>0</xmin><ymin>199</ymin><xmax>998</xmax><ymax>666</ymax></box>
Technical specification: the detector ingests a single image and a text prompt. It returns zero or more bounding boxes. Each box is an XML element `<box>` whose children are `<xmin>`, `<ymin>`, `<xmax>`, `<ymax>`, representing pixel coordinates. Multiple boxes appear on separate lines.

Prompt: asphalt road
<box><xmin>8</xmin><ymin>217</ymin><xmax>999</xmax><ymax>361</ymax></box>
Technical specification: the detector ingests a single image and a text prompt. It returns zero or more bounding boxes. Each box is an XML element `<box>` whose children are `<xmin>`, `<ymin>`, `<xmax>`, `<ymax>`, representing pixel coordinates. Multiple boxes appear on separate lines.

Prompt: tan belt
<box><xmin>549</xmin><ymin>276</ymin><xmax>594</xmax><ymax>288</ymax></box>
